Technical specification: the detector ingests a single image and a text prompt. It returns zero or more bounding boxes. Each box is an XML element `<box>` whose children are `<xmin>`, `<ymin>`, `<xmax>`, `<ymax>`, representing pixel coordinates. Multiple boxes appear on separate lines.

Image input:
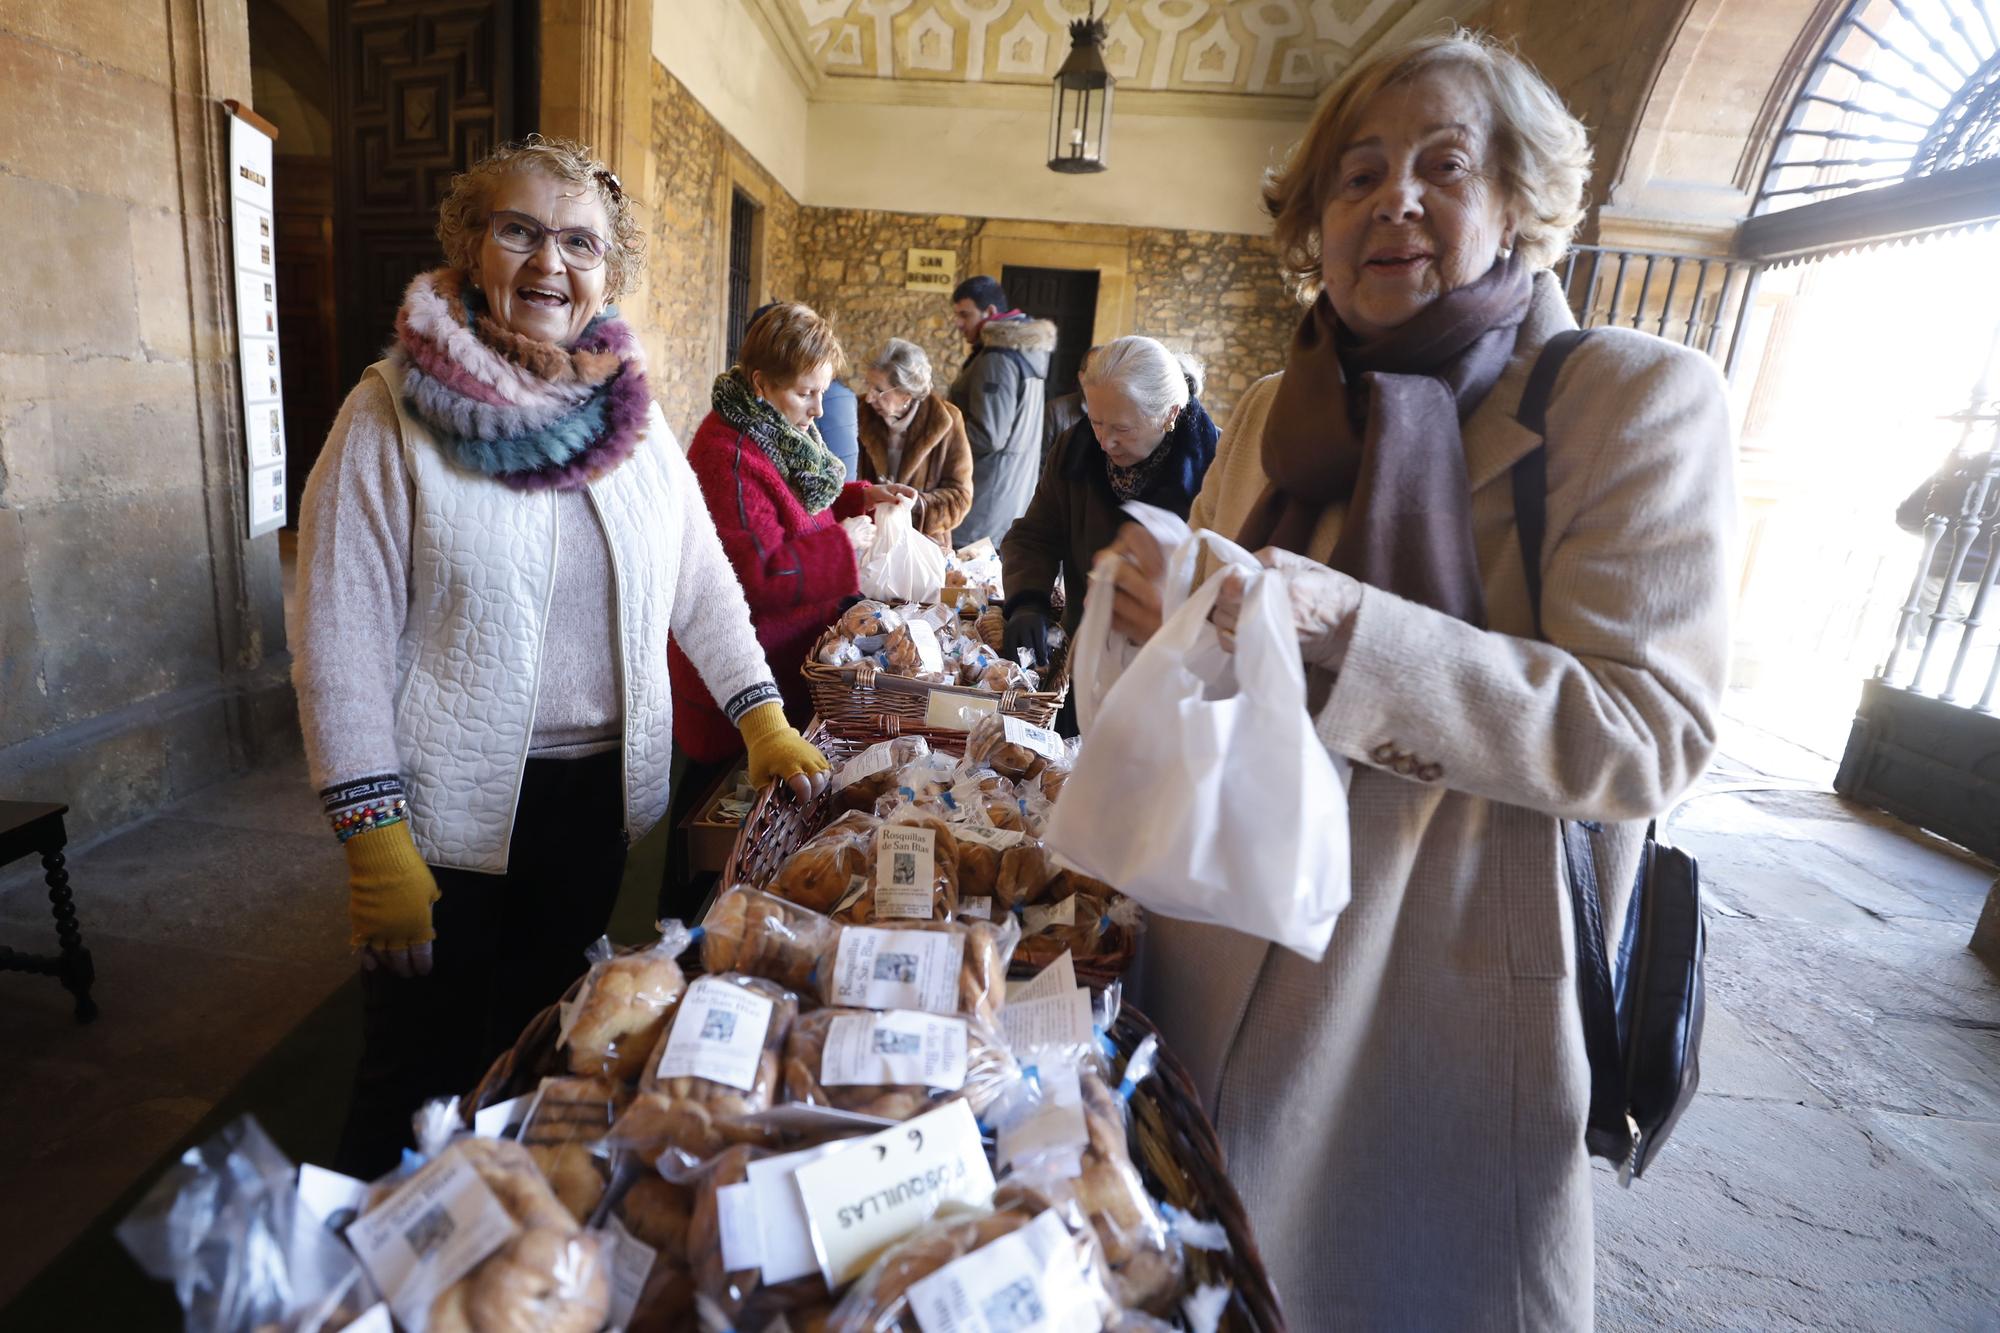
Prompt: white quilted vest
<box><xmin>372</xmin><ymin>360</ymin><xmax>678</xmax><ymax>873</ymax></box>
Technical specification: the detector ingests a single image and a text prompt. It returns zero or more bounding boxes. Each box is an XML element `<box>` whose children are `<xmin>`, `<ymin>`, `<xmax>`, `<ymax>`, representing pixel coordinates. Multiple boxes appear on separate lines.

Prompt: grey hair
<box><xmin>1079</xmin><ymin>336</ymin><xmax>1201</xmax><ymax>422</ymax></box>
<box><xmin>867</xmin><ymin>337</ymin><xmax>933</xmax><ymax>398</ymax></box>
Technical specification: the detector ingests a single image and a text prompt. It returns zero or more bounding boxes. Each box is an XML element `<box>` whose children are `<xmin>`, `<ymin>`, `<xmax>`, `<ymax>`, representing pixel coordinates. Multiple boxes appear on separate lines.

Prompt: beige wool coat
<box><xmin>1135</xmin><ymin>272</ymin><xmax>1734</xmax><ymax>1329</ymax></box>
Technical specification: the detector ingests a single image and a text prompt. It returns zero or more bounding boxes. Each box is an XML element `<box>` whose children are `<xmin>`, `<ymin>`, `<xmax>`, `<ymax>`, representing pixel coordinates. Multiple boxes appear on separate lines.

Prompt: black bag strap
<box><xmin>1511</xmin><ymin>329</ymin><xmax>1634</xmax><ymax>1159</ymax></box>
<box><xmin>1511</xmin><ymin>328</ymin><xmax>1589</xmax><ymax>637</ymax></box>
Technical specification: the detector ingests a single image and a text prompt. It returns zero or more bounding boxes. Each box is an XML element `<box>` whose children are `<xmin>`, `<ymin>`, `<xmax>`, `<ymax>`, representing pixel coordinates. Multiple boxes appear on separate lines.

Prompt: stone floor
<box><xmin>0</xmin><ymin>722</ymin><xmax>1995</xmax><ymax>1328</ymax></box>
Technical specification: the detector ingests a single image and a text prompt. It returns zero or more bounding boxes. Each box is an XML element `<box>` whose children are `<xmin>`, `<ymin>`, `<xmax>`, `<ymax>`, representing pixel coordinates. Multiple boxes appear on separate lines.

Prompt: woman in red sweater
<box><xmin>669</xmin><ymin>302</ymin><xmax>913</xmax><ymax>765</ymax></box>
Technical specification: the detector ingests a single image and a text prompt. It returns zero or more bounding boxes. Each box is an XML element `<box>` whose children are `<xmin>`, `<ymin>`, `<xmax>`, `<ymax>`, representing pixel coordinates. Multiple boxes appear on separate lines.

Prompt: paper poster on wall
<box><xmin>226</xmin><ymin>102</ymin><xmax>287</xmax><ymax>538</ymax></box>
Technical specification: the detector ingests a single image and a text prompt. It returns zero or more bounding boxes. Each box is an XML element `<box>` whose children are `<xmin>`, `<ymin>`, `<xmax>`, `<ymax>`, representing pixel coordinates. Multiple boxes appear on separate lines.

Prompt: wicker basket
<box><xmin>464</xmin><ymin>992</ymin><xmax>1285</xmax><ymax>1332</ymax></box>
<box><xmin>724</xmin><ymin>721</ymin><xmax>1133</xmax><ymax>985</ymax></box>
<box><xmin>801</xmin><ymin>633</ymin><xmax>1069</xmax><ymax>731</ymax></box>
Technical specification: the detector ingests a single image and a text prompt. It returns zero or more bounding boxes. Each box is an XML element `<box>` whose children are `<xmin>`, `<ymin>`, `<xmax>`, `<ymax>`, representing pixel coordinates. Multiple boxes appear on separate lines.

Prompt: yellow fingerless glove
<box><xmin>342</xmin><ymin>820</ymin><xmax>440</xmax><ymax>950</ymax></box>
<box><xmin>738</xmin><ymin>700</ymin><xmax>831</xmax><ymax>789</ymax></box>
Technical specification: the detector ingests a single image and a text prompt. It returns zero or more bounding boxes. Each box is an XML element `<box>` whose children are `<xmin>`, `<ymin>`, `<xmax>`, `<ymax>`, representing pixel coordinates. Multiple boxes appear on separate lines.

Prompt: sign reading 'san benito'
<box><xmin>905</xmin><ymin>248</ymin><xmax>957</xmax><ymax>292</ymax></box>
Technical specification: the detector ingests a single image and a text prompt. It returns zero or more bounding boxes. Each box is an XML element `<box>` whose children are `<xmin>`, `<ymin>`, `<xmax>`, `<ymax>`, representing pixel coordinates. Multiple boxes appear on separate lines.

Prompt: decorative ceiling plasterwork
<box><xmin>787</xmin><ymin>0</ymin><xmax>1434</xmax><ymax>100</ymax></box>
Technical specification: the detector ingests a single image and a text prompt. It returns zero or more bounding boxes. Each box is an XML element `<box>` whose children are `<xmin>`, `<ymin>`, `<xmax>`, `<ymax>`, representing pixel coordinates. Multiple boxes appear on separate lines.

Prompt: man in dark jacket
<box><xmin>948</xmin><ymin>275</ymin><xmax>1055</xmax><ymax>547</ymax></box>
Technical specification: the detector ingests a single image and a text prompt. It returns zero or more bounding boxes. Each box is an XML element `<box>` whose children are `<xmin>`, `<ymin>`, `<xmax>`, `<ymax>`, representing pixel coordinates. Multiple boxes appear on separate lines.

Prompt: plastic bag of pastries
<box><xmin>360</xmin><ymin>1122</ymin><xmax>613</xmax><ymax>1333</ymax></box>
<box><xmin>833</xmin><ymin>802</ymin><xmax>960</xmax><ymax>925</ymax></box>
<box><xmin>823</xmin><ymin>1181</ymin><xmax>1118</xmax><ymax>1333</ymax></box>
<box><xmin>615</xmin><ymin>973</ymin><xmax>798</xmax><ymax>1159</ymax></box>
<box><xmin>818</xmin><ymin>636</ymin><xmax>864</xmax><ymax>668</ymax></box>
<box><xmin>1034</xmin><ymin>736</ymin><xmax>1084</xmax><ymax>808</ymax></box>
<box><xmin>832</xmin><ymin>737</ymin><xmax>932</xmax><ymax>815</ymax></box>
<box><xmin>1014</xmin><ymin>895</ymin><xmax>1143</xmax><ymax>970</ymax></box>
<box><xmin>882</xmin><ymin>621</ymin><xmax>944</xmax><ymax>677</ymax></box>
<box><xmin>517</xmin><ymin>1074</ymin><xmax>630</xmax><ymax>1223</ymax></box>
<box><xmin>964</xmin><ymin>711</ymin><xmax>1066</xmax><ymax>784</ymax></box>
<box><xmin>990</xmin><ymin>1043</ymin><xmax>1182</xmax><ymax>1313</ymax></box>
<box><xmin>686</xmin><ymin>1146</ymin><xmax>832</xmax><ymax>1329</ymax></box>
<box><xmin>770</xmin><ymin>812</ymin><xmax>881</xmax><ymax>913</ymax></box>
<box><xmin>949</xmin><ymin>771</ymin><xmax>1027</xmax><ymax>832</ymax></box>
<box><xmin>702</xmin><ymin>886</ymin><xmax>842</xmax><ymax>992</ymax></box>
<box><xmin>812</xmin><ymin>916</ymin><xmax>1016</xmax><ymax>1030</ymax></box>
<box><xmin>560</xmin><ymin>924</ymin><xmax>692</xmax><ymax>1082</ymax></box>
<box><xmin>839</xmin><ymin>600</ymin><xmax>903</xmax><ymax>642</ymax></box>
<box><xmin>782</xmin><ymin>1007</ymin><xmax>1021</xmax><ymax>1121</ymax></box>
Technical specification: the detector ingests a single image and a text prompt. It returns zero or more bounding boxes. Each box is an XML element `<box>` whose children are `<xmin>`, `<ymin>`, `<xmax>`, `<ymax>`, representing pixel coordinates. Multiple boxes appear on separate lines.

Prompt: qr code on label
<box><xmin>701</xmin><ymin>1009</ymin><xmax>738</xmax><ymax>1042</ymax></box>
<box><xmin>981</xmin><ymin>1277</ymin><xmax>1046</xmax><ymax>1333</ymax></box>
<box><xmin>872</xmin><ymin>952</ymin><xmax>918</xmax><ymax>983</ymax></box>
<box><xmin>873</xmin><ymin>1028</ymin><xmax>922</xmax><ymax>1055</ymax></box>
<box><xmin>402</xmin><ymin>1203</ymin><xmax>456</xmax><ymax>1260</ymax></box>
<box><xmin>892</xmin><ymin>852</ymin><xmax>917</xmax><ymax>886</ymax></box>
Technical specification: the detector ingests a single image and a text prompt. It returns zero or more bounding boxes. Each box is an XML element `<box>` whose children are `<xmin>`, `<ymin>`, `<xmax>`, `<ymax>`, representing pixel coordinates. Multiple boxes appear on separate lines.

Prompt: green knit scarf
<box><xmin>711</xmin><ymin>368</ymin><xmax>846</xmax><ymax>514</ymax></box>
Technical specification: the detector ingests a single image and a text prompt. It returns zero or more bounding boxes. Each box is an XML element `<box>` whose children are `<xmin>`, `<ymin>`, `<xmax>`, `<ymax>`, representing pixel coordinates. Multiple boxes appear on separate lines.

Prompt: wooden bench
<box><xmin>0</xmin><ymin>802</ymin><xmax>98</xmax><ymax>1021</ymax></box>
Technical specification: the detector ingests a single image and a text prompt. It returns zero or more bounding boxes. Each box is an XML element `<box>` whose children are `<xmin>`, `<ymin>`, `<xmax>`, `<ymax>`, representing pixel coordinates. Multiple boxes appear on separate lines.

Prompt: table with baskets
<box><xmin>459</xmin><ymin>589</ymin><xmax>1287</xmax><ymax>1332</ymax></box>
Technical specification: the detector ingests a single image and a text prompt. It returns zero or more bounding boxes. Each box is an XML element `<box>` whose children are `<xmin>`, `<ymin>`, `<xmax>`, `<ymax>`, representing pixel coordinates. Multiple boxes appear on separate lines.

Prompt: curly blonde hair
<box><xmin>1265</xmin><ymin>29</ymin><xmax>1591</xmax><ymax>294</ymax></box>
<box><xmin>436</xmin><ymin>133</ymin><xmax>645</xmax><ymax>299</ymax></box>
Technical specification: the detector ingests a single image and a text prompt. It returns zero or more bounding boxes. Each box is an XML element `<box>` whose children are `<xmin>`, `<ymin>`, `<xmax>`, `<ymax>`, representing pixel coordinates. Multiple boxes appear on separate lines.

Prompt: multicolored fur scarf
<box><xmin>389</xmin><ymin>268</ymin><xmax>649</xmax><ymax>490</ymax></box>
<box><xmin>710</xmin><ymin>367</ymin><xmax>846</xmax><ymax>514</ymax></box>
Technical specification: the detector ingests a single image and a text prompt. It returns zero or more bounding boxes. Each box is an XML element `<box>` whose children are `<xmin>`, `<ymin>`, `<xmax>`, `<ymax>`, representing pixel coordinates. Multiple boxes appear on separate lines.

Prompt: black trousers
<box><xmin>334</xmin><ymin>751</ymin><xmax>627</xmax><ymax>1178</ymax></box>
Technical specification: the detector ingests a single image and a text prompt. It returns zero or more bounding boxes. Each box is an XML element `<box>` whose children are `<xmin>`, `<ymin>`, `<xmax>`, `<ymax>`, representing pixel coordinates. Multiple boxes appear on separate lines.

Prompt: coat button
<box><xmin>1417</xmin><ymin>762</ymin><xmax>1443</xmax><ymax>782</ymax></box>
<box><xmin>1371</xmin><ymin>742</ymin><xmax>1398</xmax><ymax>766</ymax></box>
<box><xmin>1393</xmin><ymin>755</ymin><xmax>1418</xmax><ymax>776</ymax></box>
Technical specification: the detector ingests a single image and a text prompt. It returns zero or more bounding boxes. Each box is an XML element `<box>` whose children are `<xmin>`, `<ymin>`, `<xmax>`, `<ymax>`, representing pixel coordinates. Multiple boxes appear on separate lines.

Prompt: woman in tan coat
<box><xmin>855</xmin><ymin>337</ymin><xmax>974</xmax><ymax>544</ymax></box>
<box><xmin>1104</xmin><ymin>32</ymin><xmax>1733</xmax><ymax>1328</ymax></box>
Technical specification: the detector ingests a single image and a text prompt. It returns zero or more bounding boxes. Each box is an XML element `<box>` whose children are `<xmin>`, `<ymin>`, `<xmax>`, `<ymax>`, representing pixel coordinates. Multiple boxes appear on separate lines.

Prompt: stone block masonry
<box><xmin>0</xmin><ymin>4</ymin><xmax>297</xmax><ymax>845</ymax></box>
<box><xmin>647</xmin><ymin>62</ymin><xmax>1302</xmax><ymax>441</ymax></box>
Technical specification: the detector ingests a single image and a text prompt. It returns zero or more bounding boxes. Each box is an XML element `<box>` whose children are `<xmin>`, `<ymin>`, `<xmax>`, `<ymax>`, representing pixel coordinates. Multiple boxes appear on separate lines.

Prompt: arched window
<box><xmin>1742</xmin><ymin>0</ymin><xmax>2000</xmax><ymax>260</ymax></box>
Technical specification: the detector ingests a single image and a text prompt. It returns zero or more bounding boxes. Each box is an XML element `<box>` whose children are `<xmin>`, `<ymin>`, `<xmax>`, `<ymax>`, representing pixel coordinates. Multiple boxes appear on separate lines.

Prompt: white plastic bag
<box><xmin>1047</xmin><ymin>506</ymin><xmax>1352</xmax><ymax>960</ymax></box>
<box><xmin>1067</xmin><ymin>502</ymin><xmax>1211</xmax><ymax>735</ymax></box>
<box><xmin>857</xmin><ymin>499</ymin><xmax>948</xmax><ymax>603</ymax></box>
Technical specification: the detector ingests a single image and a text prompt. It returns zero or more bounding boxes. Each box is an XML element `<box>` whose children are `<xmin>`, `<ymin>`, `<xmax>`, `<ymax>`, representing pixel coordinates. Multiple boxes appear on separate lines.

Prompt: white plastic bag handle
<box><xmin>1071</xmin><ymin>502</ymin><xmax>1258</xmax><ymax>733</ymax></box>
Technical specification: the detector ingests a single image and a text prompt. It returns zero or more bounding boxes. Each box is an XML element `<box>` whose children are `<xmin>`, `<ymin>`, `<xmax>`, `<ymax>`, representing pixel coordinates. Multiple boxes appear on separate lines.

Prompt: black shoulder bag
<box><xmin>1512</xmin><ymin>329</ymin><xmax>1707</xmax><ymax>1184</ymax></box>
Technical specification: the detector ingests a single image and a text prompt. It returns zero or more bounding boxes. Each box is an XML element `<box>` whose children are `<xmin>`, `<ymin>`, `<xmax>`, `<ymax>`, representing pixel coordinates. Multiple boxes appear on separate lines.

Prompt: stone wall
<box><xmin>0</xmin><ymin>0</ymin><xmax>294</xmax><ymax>842</ymax></box>
<box><xmin>646</xmin><ymin>61</ymin><xmax>802</xmax><ymax>442</ymax></box>
<box><xmin>797</xmin><ymin>211</ymin><xmax>1298</xmax><ymax>430</ymax></box>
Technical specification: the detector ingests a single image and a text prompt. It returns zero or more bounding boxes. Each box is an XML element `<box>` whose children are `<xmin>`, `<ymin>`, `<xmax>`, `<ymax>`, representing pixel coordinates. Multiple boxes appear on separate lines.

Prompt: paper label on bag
<box><xmin>925</xmin><ymin>689</ymin><xmax>998</xmax><ymax>729</ymax></box>
<box><xmin>906</xmin><ymin>619</ymin><xmax>946</xmax><ymax>674</ymax></box>
<box><xmin>835</xmin><ymin>874</ymin><xmax>871</xmax><ymax>916</ymax></box>
<box><xmin>876</xmin><ymin>827</ymin><xmax>939</xmax><ymax>919</ymax></box>
<box><xmin>1000</xmin><ymin>715</ymin><xmax>1065</xmax><ymax>761</ymax></box>
<box><xmin>1021</xmin><ymin>896</ymin><xmax>1077</xmax><ymax>935</ymax></box>
<box><xmin>1007</xmin><ymin>952</ymin><xmax>1076</xmax><ymax>1004</ymax></box>
<box><xmin>905</xmin><ymin>1209</ymin><xmax>1102</xmax><ymax>1333</ymax></box>
<box><xmin>717</xmin><ymin>1181</ymin><xmax>763</xmax><ymax>1273</ymax></box>
<box><xmin>1000</xmin><ymin>988</ymin><xmax>1095</xmax><ymax>1055</ymax></box>
<box><xmin>603</xmin><ymin>1216</ymin><xmax>658</xmax><ymax>1333</ymax></box>
<box><xmin>954</xmin><ymin>824</ymin><xmax>1024</xmax><ymax>851</ymax></box>
<box><xmin>746</xmin><ymin>1140</ymin><xmax>852</xmax><ymax>1283</ymax></box>
<box><xmin>822</xmin><ymin>1010</ymin><xmax>969</xmax><ymax>1091</ymax></box>
<box><xmin>835</xmin><ymin>741</ymin><xmax>900</xmax><ymax>793</ymax></box>
<box><xmin>656</xmin><ymin>977</ymin><xmax>775</xmax><ymax>1091</ymax></box>
<box><xmin>297</xmin><ymin>1163</ymin><xmax>370</xmax><ymax>1229</ymax></box>
<box><xmin>959</xmin><ymin>896</ymin><xmax>993</xmax><ymax>921</ymax></box>
<box><xmin>832</xmin><ymin>926</ymin><xmax>966</xmax><ymax>1014</ymax></box>
<box><xmin>996</xmin><ymin>1064</ymin><xmax>1089</xmax><ymax>1176</ymax></box>
<box><xmin>794</xmin><ymin>1100</ymin><xmax>997</xmax><ymax>1285</ymax></box>
<box><xmin>471</xmin><ymin>1092</ymin><xmax>533</xmax><ymax>1141</ymax></box>
<box><xmin>346</xmin><ymin>1151</ymin><xmax>519</xmax><ymax>1333</ymax></box>
<box><xmin>346</xmin><ymin>1307</ymin><xmax>393</xmax><ymax>1333</ymax></box>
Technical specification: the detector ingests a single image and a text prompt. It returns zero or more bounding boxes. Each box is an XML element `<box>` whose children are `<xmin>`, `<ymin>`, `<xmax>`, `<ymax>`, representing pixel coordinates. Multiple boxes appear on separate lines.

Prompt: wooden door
<box><xmin>331</xmin><ymin>0</ymin><xmax>539</xmax><ymax>390</ymax></box>
<box><xmin>1003</xmin><ymin>265</ymin><xmax>1100</xmax><ymax>398</ymax></box>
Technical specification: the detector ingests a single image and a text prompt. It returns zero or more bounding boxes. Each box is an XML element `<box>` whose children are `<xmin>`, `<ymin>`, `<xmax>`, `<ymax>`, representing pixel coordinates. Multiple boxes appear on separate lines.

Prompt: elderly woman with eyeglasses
<box><xmin>293</xmin><ymin>135</ymin><xmax>828</xmax><ymax>1175</ymax></box>
<box><xmin>854</xmin><ymin>337</ymin><xmax>975</xmax><ymax>545</ymax></box>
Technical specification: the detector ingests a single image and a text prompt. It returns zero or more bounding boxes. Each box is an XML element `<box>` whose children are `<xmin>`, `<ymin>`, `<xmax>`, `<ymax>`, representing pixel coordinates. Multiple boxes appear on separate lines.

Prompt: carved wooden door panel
<box><xmin>331</xmin><ymin>0</ymin><xmax>538</xmax><ymax>389</ymax></box>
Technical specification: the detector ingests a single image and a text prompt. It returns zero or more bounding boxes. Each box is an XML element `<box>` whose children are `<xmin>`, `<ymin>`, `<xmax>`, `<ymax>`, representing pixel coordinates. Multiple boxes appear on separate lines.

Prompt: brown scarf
<box><xmin>1239</xmin><ymin>254</ymin><xmax>1533</xmax><ymax>627</ymax></box>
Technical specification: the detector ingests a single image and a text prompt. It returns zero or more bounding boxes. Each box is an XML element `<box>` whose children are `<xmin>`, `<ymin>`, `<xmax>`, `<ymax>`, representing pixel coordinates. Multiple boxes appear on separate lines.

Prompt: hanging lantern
<box><xmin>1048</xmin><ymin>11</ymin><xmax>1113</xmax><ymax>174</ymax></box>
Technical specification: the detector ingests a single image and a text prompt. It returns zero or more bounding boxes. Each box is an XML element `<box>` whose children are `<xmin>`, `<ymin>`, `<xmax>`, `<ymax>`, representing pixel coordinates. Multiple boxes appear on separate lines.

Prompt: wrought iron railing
<box><xmin>1556</xmin><ymin>245</ymin><xmax>1762</xmax><ymax>379</ymax></box>
<box><xmin>1879</xmin><ymin>438</ymin><xmax>2000</xmax><ymax>709</ymax></box>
